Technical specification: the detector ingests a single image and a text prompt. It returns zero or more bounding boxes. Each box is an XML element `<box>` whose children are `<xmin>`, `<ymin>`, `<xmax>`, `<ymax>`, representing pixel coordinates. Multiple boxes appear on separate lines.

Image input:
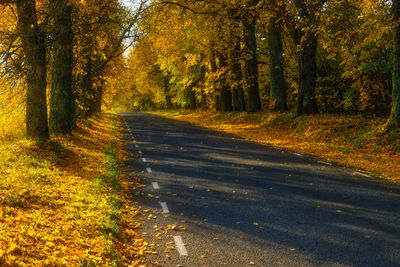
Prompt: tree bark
<box><xmin>230</xmin><ymin>28</ymin><xmax>245</xmax><ymax>111</ymax></box>
<box><xmin>210</xmin><ymin>46</ymin><xmax>220</xmax><ymax>111</ymax></box>
<box><xmin>243</xmin><ymin>14</ymin><xmax>261</xmax><ymax>112</ymax></box>
<box><xmin>268</xmin><ymin>3</ymin><xmax>288</xmax><ymax>112</ymax></box>
<box><xmin>16</xmin><ymin>0</ymin><xmax>49</xmax><ymax>140</ymax></box>
<box><xmin>200</xmin><ymin>63</ymin><xmax>207</xmax><ymax>109</ymax></box>
<box><xmin>94</xmin><ymin>77</ymin><xmax>104</xmax><ymax>113</ymax></box>
<box><xmin>387</xmin><ymin>0</ymin><xmax>400</xmax><ymax>129</ymax></box>
<box><xmin>50</xmin><ymin>0</ymin><xmax>74</xmax><ymax>134</ymax></box>
<box><xmin>79</xmin><ymin>53</ymin><xmax>94</xmax><ymax>117</ymax></box>
<box><xmin>218</xmin><ymin>52</ymin><xmax>233</xmax><ymax>111</ymax></box>
<box><xmin>293</xmin><ymin>0</ymin><xmax>321</xmax><ymax>115</ymax></box>
<box><xmin>296</xmin><ymin>32</ymin><xmax>318</xmax><ymax>115</ymax></box>
<box><xmin>185</xmin><ymin>82</ymin><xmax>196</xmax><ymax>110</ymax></box>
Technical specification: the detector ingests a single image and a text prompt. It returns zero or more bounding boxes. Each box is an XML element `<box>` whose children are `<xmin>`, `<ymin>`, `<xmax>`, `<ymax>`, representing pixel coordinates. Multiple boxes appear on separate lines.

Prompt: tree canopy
<box><xmin>0</xmin><ymin>0</ymin><xmax>400</xmax><ymax>139</ymax></box>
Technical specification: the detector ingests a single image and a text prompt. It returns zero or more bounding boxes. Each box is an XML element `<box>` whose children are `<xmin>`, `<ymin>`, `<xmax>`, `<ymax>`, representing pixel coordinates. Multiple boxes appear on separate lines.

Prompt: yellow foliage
<box><xmin>0</xmin><ymin>114</ymin><xmax>145</xmax><ymax>265</ymax></box>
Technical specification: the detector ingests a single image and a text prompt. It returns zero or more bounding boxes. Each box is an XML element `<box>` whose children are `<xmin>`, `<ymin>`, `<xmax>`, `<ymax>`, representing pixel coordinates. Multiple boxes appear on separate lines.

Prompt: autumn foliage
<box><xmin>0</xmin><ymin>114</ymin><xmax>145</xmax><ymax>265</ymax></box>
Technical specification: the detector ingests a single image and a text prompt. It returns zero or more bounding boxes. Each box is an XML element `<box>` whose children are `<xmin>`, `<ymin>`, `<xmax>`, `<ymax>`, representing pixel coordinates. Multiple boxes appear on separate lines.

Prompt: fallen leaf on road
<box><xmin>167</xmin><ymin>224</ymin><xmax>176</xmax><ymax>230</ymax></box>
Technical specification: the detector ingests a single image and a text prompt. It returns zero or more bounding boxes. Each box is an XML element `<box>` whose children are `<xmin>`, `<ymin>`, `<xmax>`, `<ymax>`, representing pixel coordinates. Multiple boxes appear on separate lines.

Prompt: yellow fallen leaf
<box><xmin>253</xmin><ymin>222</ymin><xmax>259</xmax><ymax>226</ymax></box>
<box><xmin>167</xmin><ymin>224</ymin><xmax>176</xmax><ymax>230</ymax></box>
<box><xmin>45</xmin><ymin>241</ymin><xmax>55</xmax><ymax>248</ymax></box>
<box><xmin>249</xmin><ymin>261</ymin><xmax>255</xmax><ymax>265</ymax></box>
<box><xmin>200</xmin><ymin>255</ymin><xmax>207</xmax><ymax>258</ymax></box>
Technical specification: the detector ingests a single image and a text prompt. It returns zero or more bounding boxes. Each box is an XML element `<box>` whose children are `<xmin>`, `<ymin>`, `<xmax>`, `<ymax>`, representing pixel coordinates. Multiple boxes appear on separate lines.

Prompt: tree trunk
<box><xmin>387</xmin><ymin>0</ymin><xmax>400</xmax><ymax>130</ymax></box>
<box><xmin>200</xmin><ymin>64</ymin><xmax>207</xmax><ymax>109</ymax></box>
<box><xmin>79</xmin><ymin>54</ymin><xmax>93</xmax><ymax>117</ymax></box>
<box><xmin>296</xmin><ymin>32</ymin><xmax>318</xmax><ymax>115</ymax></box>
<box><xmin>185</xmin><ymin>82</ymin><xmax>196</xmax><ymax>110</ymax></box>
<box><xmin>230</xmin><ymin>28</ymin><xmax>245</xmax><ymax>111</ymax></box>
<box><xmin>94</xmin><ymin>77</ymin><xmax>104</xmax><ymax>113</ymax></box>
<box><xmin>210</xmin><ymin>46</ymin><xmax>220</xmax><ymax>111</ymax></box>
<box><xmin>268</xmin><ymin>4</ymin><xmax>288</xmax><ymax>112</ymax></box>
<box><xmin>218</xmin><ymin>52</ymin><xmax>233</xmax><ymax>111</ymax></box>
<box><xmin>243</xmin><ymin>15</ymin><xmax>261</xmax><ymax>112</ymax></box>
<box><xmin>50</xmin><ymin>0</ymin><xmax>74</xmax><ymax>134</ymax></box>
<box><xmin>16</xmin><ymin>0</ymin><xmax>49</xmax><ymax>140</ymax></box>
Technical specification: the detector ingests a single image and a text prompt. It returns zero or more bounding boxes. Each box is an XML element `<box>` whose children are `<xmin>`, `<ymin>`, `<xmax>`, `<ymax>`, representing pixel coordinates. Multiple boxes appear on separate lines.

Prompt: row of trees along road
<box><xmin>0</xmin><ymin>0</ymin><xmax>145</xmax><ymax>140</ymax></box>
<box><xmin>121</xmin><ymin>0</ymin><xmax>400</xmax><ymax>130</ymax></box>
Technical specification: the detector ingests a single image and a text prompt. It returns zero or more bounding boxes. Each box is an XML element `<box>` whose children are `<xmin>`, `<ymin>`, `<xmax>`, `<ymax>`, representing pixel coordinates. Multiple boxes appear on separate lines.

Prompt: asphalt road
<box><xmin>121</xmin><ymin>112</ymin><xmax>400</xmax><ymax>267</ymax></box>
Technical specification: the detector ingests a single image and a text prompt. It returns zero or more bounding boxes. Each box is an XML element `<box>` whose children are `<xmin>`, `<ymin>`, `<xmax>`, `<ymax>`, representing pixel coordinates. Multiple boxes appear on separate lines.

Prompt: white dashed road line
<box><xmin>293</xmin><ymin>153</ymin><xmax>304</xmax><ymax>157</ymax></box>
<box><xmin>152</xmin><ymin>182</ymin><xmax>160</xmax><ymax>189</ymax></box>
<box><xmin>146</xmin><ymin>167</ymin><xmax>152</xmax><ymax>173</ymax></box>
<box><xmin>174</xmin><ymin>236</ymin><xmax>188</xmax><ymax>256</ymax></box>
<box><xmin>138</xmin><ymin>151</ymin><xmax>143</xmax><ymax>154</ymax></box>
<box><xmin>160</xmin><ymin>202</ymin><xmax>169</xmax><ymax>213</ymax></box>
<box><xmin>135</xmin><ymin>145</ymin><xmax>139</xmax><ymax>148</ymax></box>
<box><xmin>142</xmin><ymin>158</ymin><xmax>147</xmax><ymax>162</ymax></box>
<box><xmin>353</xmin><ymin>171</ymin><xmax>372</xmax><ymax>178</ymax></box>
<box><xmin>318</xmin><ymin>161</ymin><xmax>332</xmax><ymax>166</ymax></box>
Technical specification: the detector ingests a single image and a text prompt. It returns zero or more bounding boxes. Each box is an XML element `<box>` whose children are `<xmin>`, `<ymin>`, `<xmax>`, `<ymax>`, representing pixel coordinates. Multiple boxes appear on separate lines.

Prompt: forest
<box><xmin>120</xmin><ymin>0</ymin><xmax>400</xmax><ymax>131</ymax></box>
<box><xmin>0</xmin><ymin>0</ymin><xmax>399</xmax><ymax>139</ymax></box>
<box><xmin>0</xmin><ymin>0</ymin><xmax>400</xmax><ymax>265</ymax></box>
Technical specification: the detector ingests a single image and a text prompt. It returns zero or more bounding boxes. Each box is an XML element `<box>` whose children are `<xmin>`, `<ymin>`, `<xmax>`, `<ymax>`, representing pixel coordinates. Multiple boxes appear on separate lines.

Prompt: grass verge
<box><xmin>0</xmin><ymin>113</ymin><xmax>145</xmax><ymax>265</ymax></box>
<box><xmin>151</xmin><ymin>110</ymin><xmax>400</xmax><ymax>183</ymax></box>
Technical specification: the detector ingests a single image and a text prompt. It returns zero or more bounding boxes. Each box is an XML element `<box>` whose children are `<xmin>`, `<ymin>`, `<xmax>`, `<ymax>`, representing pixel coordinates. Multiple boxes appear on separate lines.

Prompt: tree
<box><xmin>218</xmin><ymin>51</ymin><xmax>233</xmax><ymax>111</ymax></box>
<box><xmin>268</xmin><ymin>0</ymin><xmax>287</xmax><ymax>111</ymax></box>
<box><xmin>16</xmin><ymin>0</ymin><xmax>49</xmax><ymax>140</ymax></box>
<box><xmin>387</xmin><ymin>0</ymin><xmax>400</xmax><ymax>129</ymax></box>
<box><xmin>242</xmin><ymin>0</ymin><xmax>262</xmax><ymax>112</ymax></box>
<box><xmin>229</xmin><ymin>20</ymin><xmax>245</xmax><ymax>111</ymax></box>
<box><xmin>292</xmin><ymin>0</ymin><xmax>326</xmax><ymax>115</ymax></box>
<box><xmin>49</xmin><ymin>0</ymin><xmax>74</xmax><ymax>134</ymax></box>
